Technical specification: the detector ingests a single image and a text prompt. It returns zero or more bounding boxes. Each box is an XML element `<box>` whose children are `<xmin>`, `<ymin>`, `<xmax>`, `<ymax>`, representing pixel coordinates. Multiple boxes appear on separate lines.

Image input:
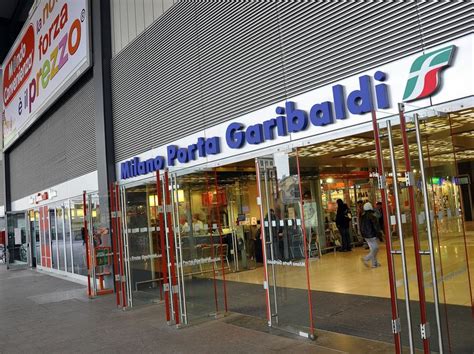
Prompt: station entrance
<box><xmin>112</xmin><ymin>106</ymin><xmax>474</xmax><ymax>353</ymax></box>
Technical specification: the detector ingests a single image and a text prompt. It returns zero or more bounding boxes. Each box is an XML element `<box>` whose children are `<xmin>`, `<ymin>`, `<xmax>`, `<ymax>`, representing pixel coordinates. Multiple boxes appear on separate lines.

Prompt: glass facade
<box><xmin>15</xmin><ymin>193</ymin><xmax>100</xmax><ymax>281</ymax></box>
<box><xmin>113</xmin><ymin>106</ymin><xmax>473</xmax><ymax>352</ymax></box>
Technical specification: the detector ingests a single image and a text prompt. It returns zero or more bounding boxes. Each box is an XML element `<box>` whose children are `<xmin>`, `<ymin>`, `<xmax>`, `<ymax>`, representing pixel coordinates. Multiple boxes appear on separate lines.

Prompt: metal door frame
<box><xmin>160</xmin><ymin>170</ymin><xmax>182</xmax><ymax>326</ymax></box>
<box><xmin>256</xmin><ymin>158</ymin><xmax>277</xmax><ymax>327</ymax></box>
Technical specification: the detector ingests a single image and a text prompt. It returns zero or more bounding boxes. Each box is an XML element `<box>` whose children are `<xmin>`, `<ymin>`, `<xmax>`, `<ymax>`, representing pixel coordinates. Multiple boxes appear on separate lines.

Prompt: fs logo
<box><xmin>403</xmin><ymin>45</ymin><xmax>455</xmax><ymax>102</ymax></box>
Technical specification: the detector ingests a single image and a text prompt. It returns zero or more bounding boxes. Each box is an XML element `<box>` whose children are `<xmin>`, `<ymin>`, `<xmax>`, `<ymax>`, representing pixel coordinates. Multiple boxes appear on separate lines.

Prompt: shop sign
<box><xmin>2</xmin><ymin>0</ymin><xmax>91</xmax><ymax>149</ymax></box>
<box><xmin>121</xmin><ymin>71</ymin><xmax>390</xmax><ymax>180</ymax></box>
<box><xmin>29</xmin><ymin>189</ymin><xmax>57</xmax><ymax>204</ymax></box>
<box><xmin>119</xmin><ymin>39</ymin><xmax>468</xmax><ymax>181</ymax></box>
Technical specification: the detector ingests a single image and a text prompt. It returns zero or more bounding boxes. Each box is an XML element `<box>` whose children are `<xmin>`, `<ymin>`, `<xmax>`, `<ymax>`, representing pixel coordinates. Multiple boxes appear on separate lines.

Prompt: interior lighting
<box><xmin>326</xmin><ymin>178</ymin><xmax>334</xmax><ymax>183</ymax></box>
<box><xmin>148</xmin><ymin>194</ymin><xmax>157</xmax><ymax>207</ymax></box>
<box><xmin>177</xmin><ymin>189</ymin><xmax>185</xmax><ymax>203</ymax></box>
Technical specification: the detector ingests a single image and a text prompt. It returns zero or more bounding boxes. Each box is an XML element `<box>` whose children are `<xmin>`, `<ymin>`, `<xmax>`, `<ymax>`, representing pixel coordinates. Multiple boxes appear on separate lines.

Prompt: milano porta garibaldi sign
<box><xmin>2</xmin><ymin>0</ymin><xmax>91</xmax><ymax>149</ymax></box>
<box><xmin>120</xmin><ymin>42</ymin><xmax>458</xmax><ymax>180</ymax></box>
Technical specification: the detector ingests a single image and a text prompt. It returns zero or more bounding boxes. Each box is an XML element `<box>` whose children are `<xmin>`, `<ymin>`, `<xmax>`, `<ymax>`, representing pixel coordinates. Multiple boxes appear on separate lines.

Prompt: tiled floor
<box><xmin>219</xmin><ymin>218</ymin><xmax>474</xmax><ymax>307</ymax></box>
<box><xmin>0</xmin><ymin>265</ymin><xmax>398</xmax><ymax>353</ymax></box>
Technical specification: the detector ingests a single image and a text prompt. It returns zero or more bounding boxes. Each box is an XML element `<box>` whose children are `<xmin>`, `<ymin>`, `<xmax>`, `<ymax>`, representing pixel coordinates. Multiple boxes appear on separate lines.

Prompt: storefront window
<box><xmin>50</xmin><ymin>209</ymin><xmax>58</xmax><ymax>269</ymax></box>
<box><xmin>71</xmin><ymin>198</ymin><xmax>87</xmax><ymax>276</ymax></box>
<box><xmin>123</xmin><ymin>182</ymin><xmax>162</xmax><ymax>306</ymax></box>
<box><xmin>65</xmin><ymin>202</ymin><xmax>73</xmax><ymax>273</ymax></box>
<box><xmin>56</xmin><ymin>206</ymin><xmax>65</xmax><ymax>271</ymax></box>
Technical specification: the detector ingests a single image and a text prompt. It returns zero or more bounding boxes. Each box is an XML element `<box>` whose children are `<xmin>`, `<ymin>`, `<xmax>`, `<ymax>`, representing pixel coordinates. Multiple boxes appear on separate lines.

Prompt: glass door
<box><xmin>165</xmin><ymin>169</ymin><xmax>228</xmax><ymax>325</ymax></box>
<box><xmin>372</xmin><ymin>106</ymin><xmax>474</xmax><ymax>353</ymax></box>
<box><xmin>256</xmin><ymin>153</ymin><xmax>315</xmax><ymax>338</ymax></box>
<box><xmin>6</xmin><ymin>211</ymin><xmax>29</xmax><ymax>268</ymax></box>
<box><xmin>50</xmin><ymin>208</ymin><xmax>58</xmax><ymax>270</ymax></box>
<box><xmin>414</xmin><ymin>110</ymin><xmax>474</xmax><ymax>353</ymax></box>
<box><xmin>225</xmin><ymin>180</ymin><xmax>253</xmax><ymax>272</ymax></box>
<box><xmin>121</xmin><ymin>181</ymin><xmax>164</xmax><ymax>306</ymax></box>
<box><xmin>56</xmin><ymin>205</ymin><xmax>66</xmax><ymax>272</ymax></box>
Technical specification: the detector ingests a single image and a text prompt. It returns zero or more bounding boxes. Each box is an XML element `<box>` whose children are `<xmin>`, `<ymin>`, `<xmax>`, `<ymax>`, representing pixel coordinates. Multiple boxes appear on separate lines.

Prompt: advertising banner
<box><xmin>2</xmin><ymin>0</ymin><xmax>91</xmax><ymax>149</ymax></box>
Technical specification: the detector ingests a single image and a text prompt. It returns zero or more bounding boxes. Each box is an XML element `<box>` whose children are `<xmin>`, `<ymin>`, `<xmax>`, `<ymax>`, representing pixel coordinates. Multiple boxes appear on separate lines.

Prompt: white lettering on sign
<box><xmin>267</xmin><ymin>259</ymin><xmax>305</xmax><ymax>267</ymax></box>
<box><xmin>129</xmin><ymin>253</ymin><xmax>162</xmax><ymax>262</ymax></box>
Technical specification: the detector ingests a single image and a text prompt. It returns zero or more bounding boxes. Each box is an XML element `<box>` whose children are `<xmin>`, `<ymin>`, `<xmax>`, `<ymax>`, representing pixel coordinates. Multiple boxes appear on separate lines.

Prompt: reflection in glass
<box><xmin>124</xmin><ymin>183</ymin><xmax>163</xmax><ymax>306</ymax></box>
<box><xmin>56</xmin><ymin>207</ymin><xmax>65</xmax><ymax>271</ymax></box>
<box><xmin>71</xmin><ymin>199</ymin><xmax>87</xmax><ymax>276</ymax></box>
<box><xmin>50</xmin><ymin>209</ymin><xmax>58</xmax><ymax>269</ymax></box>
<box><xmin>6</xmin><ymin>212</ymin><xmax>28</xmax><ymax>266</ymax></box>
<box><xmin>64</xmin><ymin>203</ymin><xmax>72</xmax><ymax>273</ymax></box>
<box><xmin>258</xmin><ymin>153</ymin><xmax>314</xmax><ymax>335</ymax></box>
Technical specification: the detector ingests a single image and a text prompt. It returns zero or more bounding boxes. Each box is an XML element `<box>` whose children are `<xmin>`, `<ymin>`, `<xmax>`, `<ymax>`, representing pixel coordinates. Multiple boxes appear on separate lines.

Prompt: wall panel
<box><xmin>9</xmin><ymin>76</ymin><xmax>96</xmax><ymax>201</ymax></box>
<box><xmin>112</xmin><ymin>2</ymin><xmax>474</xmax><ymax>162</ymax></box>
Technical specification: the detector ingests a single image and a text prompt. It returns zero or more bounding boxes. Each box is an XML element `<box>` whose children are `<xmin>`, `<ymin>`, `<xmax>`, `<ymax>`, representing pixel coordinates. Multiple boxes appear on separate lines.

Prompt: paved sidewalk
<box><xmin>0</xmin><ymin>266</ymin><xmax>395</xmax><ymax>353</ymax></box>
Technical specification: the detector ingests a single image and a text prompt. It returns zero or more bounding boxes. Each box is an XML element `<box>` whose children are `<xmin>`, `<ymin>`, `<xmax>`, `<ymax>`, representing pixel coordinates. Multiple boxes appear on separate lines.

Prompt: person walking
<box><xmin>360</xmin><ymin>202</ymin><xmax>381</xmax><ymax>268</ymax></box>
<box><xmin>336</xmin><ymin>199</ymin><xmax>352</xmax><ymax>252</ymax></box>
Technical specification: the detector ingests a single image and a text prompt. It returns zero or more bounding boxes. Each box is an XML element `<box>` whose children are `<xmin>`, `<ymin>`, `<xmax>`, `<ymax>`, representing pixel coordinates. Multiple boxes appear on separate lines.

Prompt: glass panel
<box><xmin>258</xmin><ymin>152</ymin><xmax>313</xmax><ymax>335</ymax></box>
<box><xmin>56</xmin><ymin>206</ymin><xmax>65</xmax><ymax>271</ymax></box>
<box><xmin>123</xmin><ymin>183</ymin><xmax>163</xmax><ymax>306</ymax></box>
<box><xmin>6</xmin><ymin>212</ymin><xmax>28</xmax><ymax>267</ymax></box>
<box><xmin>419</xmin><ymin>111</ymin><xmax>474</xmax><ymax>353</ymax></box>
<box><xmin>174</xmin><ymin>171</ymin><xmax>223</xmax><ymax>322</ymax></box>
<box><xmin>296</xmin><ymin>124</ymin><xmax>400</xmax><ymax>344</ymax></box>
<box><xmin>65</xmin><ymin>202</ymin><xmax>72</xmax><ymax>273</ymax></box>
<box><xmin>50</xmin><ymin>209</ymin><xmax>58</xmax><ymax>269</ymax></box>
<box><xmin>213</xmin><ymin>165</ymin><xmax>267</xmax><ymax>319</ymax></box>
<box><xmin>71</xmin><ymin>198</ymin><xmax>87</xmax><ymax>276</ymax></box>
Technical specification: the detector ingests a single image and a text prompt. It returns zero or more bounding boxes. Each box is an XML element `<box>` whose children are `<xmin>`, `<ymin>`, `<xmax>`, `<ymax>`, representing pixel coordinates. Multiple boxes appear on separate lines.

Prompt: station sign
<box><xmin>2</xmin><ymin>0</ymin><xmax>91</xmax><ymax>149</ymax></box>
<box><xmin>121</xmin><ymin>71</ymin><xmax>391</xmax><ymax>180</ymax></box>
<box><xmin>114</xmin><ymin>34</ymin><xmax>472</xmax><ymax>181</ymax></box>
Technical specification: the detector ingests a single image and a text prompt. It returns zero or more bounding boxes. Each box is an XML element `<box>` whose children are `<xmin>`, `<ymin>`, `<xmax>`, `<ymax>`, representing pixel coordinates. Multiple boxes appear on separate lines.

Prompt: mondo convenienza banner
<box><xmin>2</xmin><ymin>0</ymin><xmax>91</xmax><ymax>149</ymax></box>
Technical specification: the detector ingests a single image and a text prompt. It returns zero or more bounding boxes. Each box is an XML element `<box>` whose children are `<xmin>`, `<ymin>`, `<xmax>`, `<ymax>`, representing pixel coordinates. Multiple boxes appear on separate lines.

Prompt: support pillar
<box><xmin>92</xmin><ymin>0</ymin><xmax>115</xmax><ymax>227</ymax></box>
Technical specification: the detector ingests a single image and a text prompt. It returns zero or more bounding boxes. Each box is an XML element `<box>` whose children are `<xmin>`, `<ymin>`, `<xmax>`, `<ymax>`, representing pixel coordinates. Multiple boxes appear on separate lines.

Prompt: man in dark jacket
<box><xmin>360</xmin><ymin>202</ymin><xmax>381</xmax><ymax>268</ymax></box>
<box><xmin>335</xmin><ymin>199</ymin><xmax>352</xmax><ymax>252</ymax></box>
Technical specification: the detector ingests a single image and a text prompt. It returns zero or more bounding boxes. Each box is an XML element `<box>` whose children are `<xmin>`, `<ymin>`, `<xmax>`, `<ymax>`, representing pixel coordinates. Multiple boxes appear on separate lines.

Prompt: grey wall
<box><xmin>111</xmin><ymin>2</ymin><xmax>473</xmax><ymax>163</ymax></box>
<box><xmin>8</xmin><ymin>74</ymin><xmax>97</xmax><ymax>201</ymax></box>
<box><xmin>110</xmin><ymin>0</ymin><xmax>177</xmax><ymax>55</ymax></box>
